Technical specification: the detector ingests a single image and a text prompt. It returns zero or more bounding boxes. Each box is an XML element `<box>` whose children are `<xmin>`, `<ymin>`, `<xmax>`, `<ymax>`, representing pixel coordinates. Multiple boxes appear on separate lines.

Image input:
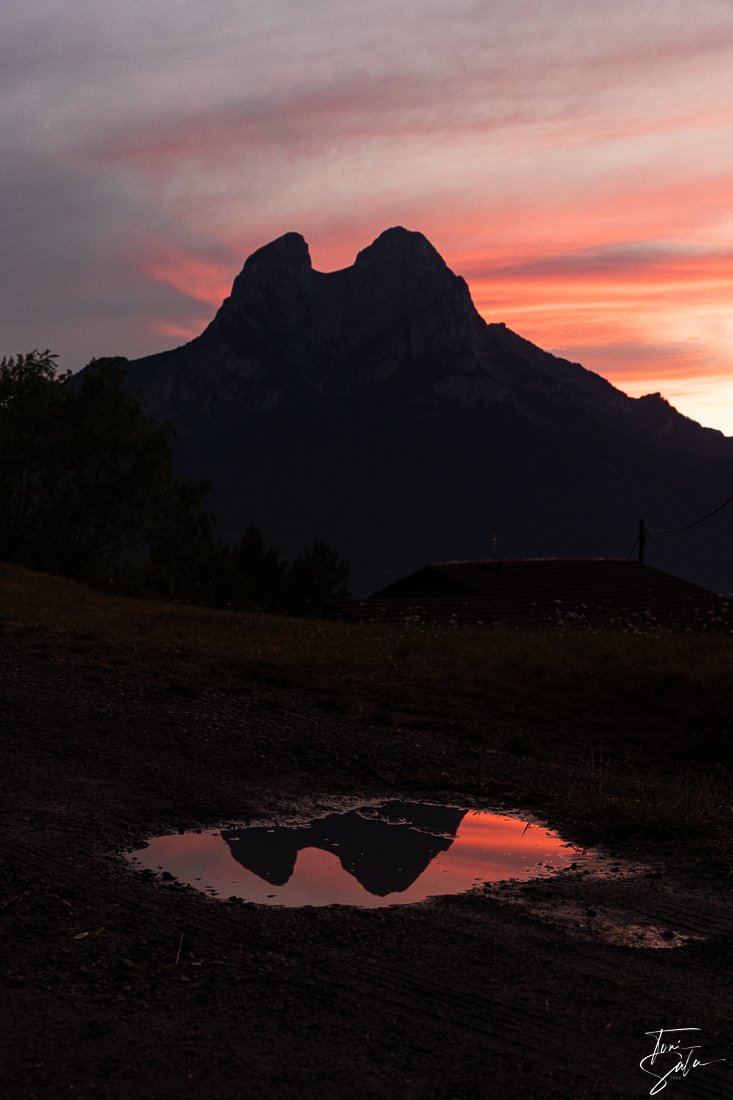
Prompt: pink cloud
<box><xmin>141</xmin><ymin>247</ymin><xmax>234</xmax><ymax>307</ymax></box>
<box><xmin>77</xmin><ymin>15</ymin><xmax>733</xmax><ymax>178</ymax></box>
<box><xmin>150</xmin><ymin>318</ymin><xmax>209</xmax><ymax>342</ymax></box>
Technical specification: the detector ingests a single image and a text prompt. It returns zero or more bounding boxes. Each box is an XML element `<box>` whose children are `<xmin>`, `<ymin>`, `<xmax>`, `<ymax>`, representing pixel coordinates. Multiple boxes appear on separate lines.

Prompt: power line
<box><xmin>647</xmin><ymin>493</ymin><xmax>733</xmax><ymax>536</ymax></box>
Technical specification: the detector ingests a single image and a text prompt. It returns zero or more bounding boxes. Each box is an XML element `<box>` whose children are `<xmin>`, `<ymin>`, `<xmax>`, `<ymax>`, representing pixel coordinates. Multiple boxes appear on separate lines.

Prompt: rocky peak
<box><xmin>243</xmin><ymin>231</ymin><xmax>312</xmax><ymax>271</ymax></box>
<box><xmin>320</xmin><ymin>226</ymin><xmax>477</xmax><ymax>352</ymax></box>
<box><xmin>353</xmin><ymin>226</ymin><xmax>460</xmax><ymax>296</ymax></box>
<box><xmin>216</xmin><ymin>232</ymin><xmax>314</xmax><ymax>348</ymax></box>
<box><xmin>354</xmin><ymin>226</ymin><xmax>448</xmax><ymax>272</ymax></box>
<box><xmin>227</xmin><ymin>231</ymin><xmax>311</xmax><ymax>302</ymax></box>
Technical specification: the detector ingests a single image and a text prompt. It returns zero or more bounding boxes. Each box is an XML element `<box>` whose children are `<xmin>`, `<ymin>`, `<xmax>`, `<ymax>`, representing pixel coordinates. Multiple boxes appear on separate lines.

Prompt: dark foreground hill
<box><xmin>1</xmin><ymin>564</ymin><xmax>731</xmax><ymax>1099</ymax></box>
<box><xmin>125</xmin><ymin>228</ymin><xmax>733</xmax><ymax>594</ymax></box>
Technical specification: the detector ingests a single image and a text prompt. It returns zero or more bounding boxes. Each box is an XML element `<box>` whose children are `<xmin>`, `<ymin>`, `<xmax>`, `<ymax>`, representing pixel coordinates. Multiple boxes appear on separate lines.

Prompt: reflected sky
<box><xmin>128</xmin><ymin>802</ymin><xmax>581</xmax><ymax>907</ymax></box>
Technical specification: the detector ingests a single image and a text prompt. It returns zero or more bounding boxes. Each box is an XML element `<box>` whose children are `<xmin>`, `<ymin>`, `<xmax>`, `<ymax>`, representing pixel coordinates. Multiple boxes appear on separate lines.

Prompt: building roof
<box><xmin>339</xmin><ymin>559</ymin><xmax>732</xmax><ymax>631</ymax></box>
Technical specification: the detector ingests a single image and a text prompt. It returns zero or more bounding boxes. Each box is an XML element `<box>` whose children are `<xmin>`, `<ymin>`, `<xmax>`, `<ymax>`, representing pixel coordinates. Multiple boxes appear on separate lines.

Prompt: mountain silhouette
<box><xmin>221</xmin><ymin>802</ymin><xmax>466</xmax><ymax>897</ymax></box>
<box><xmin>125</xmin><ymin>228</ymin><xmax>733</xmax><ymax>594</ymax></box>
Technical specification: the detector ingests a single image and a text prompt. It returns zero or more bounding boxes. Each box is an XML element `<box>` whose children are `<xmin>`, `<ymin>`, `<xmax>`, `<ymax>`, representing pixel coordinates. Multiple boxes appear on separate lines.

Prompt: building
<box><xmin>339</xmin><ymin>559</ymin><xmax>732</xmax><ymax>631</ymax></box>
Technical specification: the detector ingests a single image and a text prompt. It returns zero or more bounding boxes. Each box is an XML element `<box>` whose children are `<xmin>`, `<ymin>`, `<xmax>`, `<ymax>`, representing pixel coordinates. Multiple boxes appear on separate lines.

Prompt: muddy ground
<box><xmin>1</xmin><ymin>627</ymin><xmax>730</xmax><ymax>1099</ymax></box>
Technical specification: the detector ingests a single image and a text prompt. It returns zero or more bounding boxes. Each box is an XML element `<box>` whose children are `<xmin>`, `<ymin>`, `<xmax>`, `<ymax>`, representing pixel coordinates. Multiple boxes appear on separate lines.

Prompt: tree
<box><xmin>0</xmin><ymin>350</ymin><xmax>68</xmax><ymax>562</ymax></box>
<box><xmin>231</xmin><ymin>526</ymin><xmax>287</xmax><ymax>608</ymax></box>
<box><xmin>228</xmin><ymin>529</ymin><xmax>351</xmax><ymax>614</ymax></box>
<box><xmin>285</xmin><ymin>540</ymin><xmax>350</xmax><ymax>614</ymax></box>
<box><xmin>1</xmin><ymin>351</ymin><xmax>351</xmax><ymax>613</ymax></box>
<box><xmin>0</xmin><ymin>351</ymin><xmax>212</xmax><ymax>586</ymax></box>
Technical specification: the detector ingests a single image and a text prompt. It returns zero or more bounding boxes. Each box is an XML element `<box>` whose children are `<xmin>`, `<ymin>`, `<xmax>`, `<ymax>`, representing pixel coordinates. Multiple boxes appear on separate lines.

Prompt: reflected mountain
<box><xmin>221</xmin><ymin>802</ymin><xmax>466</xmax><ymax>896</ymax></box>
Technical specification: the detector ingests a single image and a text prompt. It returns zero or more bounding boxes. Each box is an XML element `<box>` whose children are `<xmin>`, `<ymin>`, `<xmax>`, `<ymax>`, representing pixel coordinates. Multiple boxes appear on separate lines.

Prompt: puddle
<box><xmin>127</xmin><ymin>800</ymin><xmax>587</xmax><ymax>907</ymax></box>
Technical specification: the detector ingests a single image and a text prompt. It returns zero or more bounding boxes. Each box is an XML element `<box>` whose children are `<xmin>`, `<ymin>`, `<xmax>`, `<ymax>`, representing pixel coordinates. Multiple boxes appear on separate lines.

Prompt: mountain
<box><xmin>125</xmin><ymin>228</ymin><xmax>733</xmax><ymax>595</ymax></box>
<box><xmin>222</xmin><ymin>802</ymin><xmax>466</xmax><ymax>897</ymax></box>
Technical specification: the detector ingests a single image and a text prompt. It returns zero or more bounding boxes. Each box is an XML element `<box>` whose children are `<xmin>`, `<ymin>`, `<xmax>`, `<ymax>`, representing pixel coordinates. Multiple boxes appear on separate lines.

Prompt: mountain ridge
<box><xmin>124</xmin><ymin>228</ymin><xmax>733</xmax><ymax>594</ymax></box>
<box><xmin>130</xmin><ymin>226</ymin><xmax>729</xmax><ymax>455</ymax></box>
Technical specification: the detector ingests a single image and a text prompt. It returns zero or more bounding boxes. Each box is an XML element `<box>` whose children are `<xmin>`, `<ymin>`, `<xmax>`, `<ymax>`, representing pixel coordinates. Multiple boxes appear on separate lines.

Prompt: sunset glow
<box><xmin>128</xmin><ymin>807</ymin><xmax>579</xmax><ymax>907</ymax></box>
<box><xmin>3</xmin><ymin>1</ymin><xmax>733</xmax><ymax>429</ymax></box>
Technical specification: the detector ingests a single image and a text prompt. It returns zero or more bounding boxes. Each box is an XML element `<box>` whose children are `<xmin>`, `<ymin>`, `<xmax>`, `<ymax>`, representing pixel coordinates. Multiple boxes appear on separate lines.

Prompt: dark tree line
<box><xmin>0</xmin><ymin>351</ymin><xmax>349</xmax><ymax>614</ymax></box>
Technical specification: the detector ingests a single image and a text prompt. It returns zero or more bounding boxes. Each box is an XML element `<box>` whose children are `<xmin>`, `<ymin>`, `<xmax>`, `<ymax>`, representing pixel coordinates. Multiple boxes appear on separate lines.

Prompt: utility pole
<box><xmin>638</xmin><ymin>518</ymin><xmax>646</xmax><ymax>565</ymax></box>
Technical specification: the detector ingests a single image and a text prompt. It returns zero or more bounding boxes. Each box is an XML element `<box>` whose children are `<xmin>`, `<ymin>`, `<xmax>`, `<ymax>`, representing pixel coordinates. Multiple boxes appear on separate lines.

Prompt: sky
<box><xmin>3</xmin><ymin>0</ymin><xmax>733</xmax><ymax>431</ymax></box>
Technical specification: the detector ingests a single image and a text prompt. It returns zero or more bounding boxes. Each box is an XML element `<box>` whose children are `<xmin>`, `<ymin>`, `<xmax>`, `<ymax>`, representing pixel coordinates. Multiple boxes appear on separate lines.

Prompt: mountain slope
<box><xmin>125</xmin><ymin>228</ymin><xmax>733</xmax><ymax>595</ymax></box>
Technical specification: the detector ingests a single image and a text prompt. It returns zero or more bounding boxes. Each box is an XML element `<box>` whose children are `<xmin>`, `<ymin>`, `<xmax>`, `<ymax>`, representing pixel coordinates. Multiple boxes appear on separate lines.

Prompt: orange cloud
<box><xmin>131</xmin><ymin>158</ymin><xmax>733</xmax><ymax>430</ymax></box>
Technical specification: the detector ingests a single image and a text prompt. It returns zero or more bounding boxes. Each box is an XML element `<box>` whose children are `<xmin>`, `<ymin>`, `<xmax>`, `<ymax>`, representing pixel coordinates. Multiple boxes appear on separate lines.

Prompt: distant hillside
<box><xmin>125</xmin><ymin>228</ymin><xmax>733</xmax><ymax>595</ymax></box>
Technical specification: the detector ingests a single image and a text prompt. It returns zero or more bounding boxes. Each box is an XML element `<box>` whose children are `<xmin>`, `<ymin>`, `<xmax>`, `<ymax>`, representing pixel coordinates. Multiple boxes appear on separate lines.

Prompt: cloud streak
<box><xmin>2</xmin><ymin>0</ymin><xmax>733</xmax><ymax>429</ymax></box>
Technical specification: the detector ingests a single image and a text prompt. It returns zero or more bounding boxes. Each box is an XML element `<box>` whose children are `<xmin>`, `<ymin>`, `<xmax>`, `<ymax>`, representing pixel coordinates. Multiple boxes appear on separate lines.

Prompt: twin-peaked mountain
<box><xmin>222</xmin><ymin>802</ymin><xmax>466</xmax><ymax>897</ymax></box>
<box><xmin>125</xmin><ymin>228</ymin><xmax>733</xmax><ymax>595</ymax></box>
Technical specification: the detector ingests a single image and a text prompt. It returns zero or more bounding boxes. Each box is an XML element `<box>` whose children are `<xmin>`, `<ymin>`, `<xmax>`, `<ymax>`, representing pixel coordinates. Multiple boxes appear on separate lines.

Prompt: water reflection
<box><xmin>222</xmin><ymin>802</ymin><xmax>465</xmax><ymax>896</ymax></box>
<box><xmin>129</xmin><ymin>801</ymin><xmax>579</xmax><ymax>907</ymax></box>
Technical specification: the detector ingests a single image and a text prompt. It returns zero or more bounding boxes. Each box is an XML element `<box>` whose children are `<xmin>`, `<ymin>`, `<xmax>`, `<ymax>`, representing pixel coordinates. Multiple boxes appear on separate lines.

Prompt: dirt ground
<box><xmin>1</xmin><ymin>626</ymin><xmax>730</xmax><ymax>1099</ymax></box>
